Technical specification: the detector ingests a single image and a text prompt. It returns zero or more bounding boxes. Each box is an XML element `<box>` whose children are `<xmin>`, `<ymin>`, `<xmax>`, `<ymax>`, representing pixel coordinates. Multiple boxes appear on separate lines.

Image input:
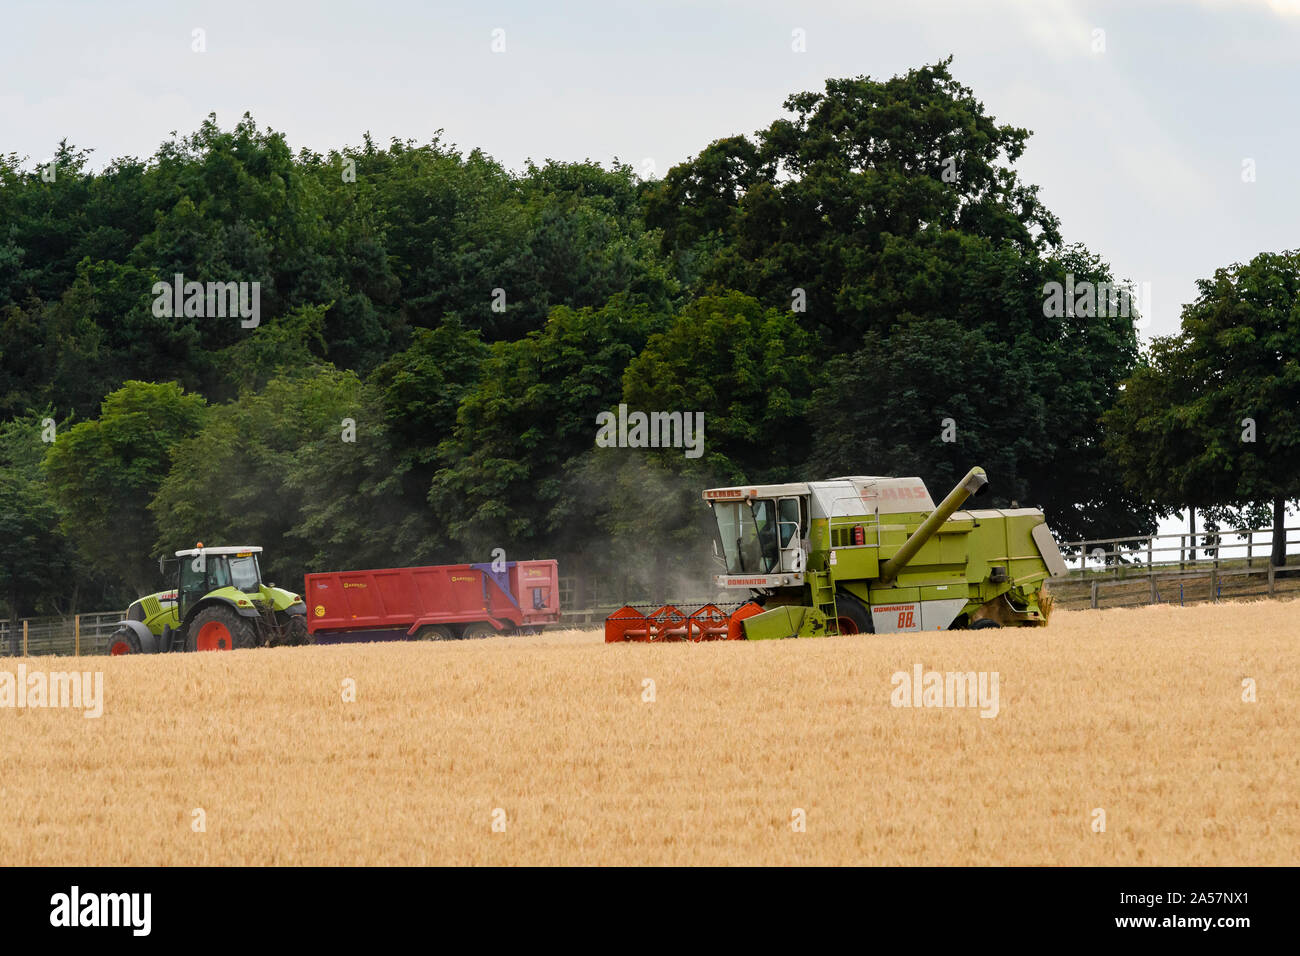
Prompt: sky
<box><xmin>3</xmin><ymin>0</ymin><xmax>1298</xmax><ymax>338</ymax></box>
<box><xmin>3</xmin><ymin>0</ymin><xmax>1297</xmax><ymax>543</ymax></box>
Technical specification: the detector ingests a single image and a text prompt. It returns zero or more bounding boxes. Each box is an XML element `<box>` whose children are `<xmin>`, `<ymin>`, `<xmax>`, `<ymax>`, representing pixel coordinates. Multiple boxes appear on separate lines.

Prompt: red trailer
<box><xmin>305</xmin><ymin>559</ymin><xmax>560</xmax><ymax>642</ymax></box>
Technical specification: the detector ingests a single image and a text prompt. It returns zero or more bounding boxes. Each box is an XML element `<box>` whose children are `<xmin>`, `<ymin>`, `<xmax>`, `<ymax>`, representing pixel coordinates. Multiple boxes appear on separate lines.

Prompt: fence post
<box><xmin>23</xmin><ymin>619</ymin><xmax>28</xmax><ymax>657</ymax></box>
<box><xmin>75</xmin><ymin>614</ymin><xmax>80</xmax><ymax>657</ymax></box>
<box><xmin>1269</xmin><ymin>565</ymin><xmax>1276</xmax><ymax>596</ymax></box>
<box><xmin>1090</xmin><ymin>581</ymin><xmax>1099</xmax><ymax>609</ymax></box>
<box><xmin>1149</xmin><ymin>575</ymin><xmax>1157</xmax><ymax>605</ymax></box>
<box><xmin>1209</xmin><ymin>568</ymin><xmax>1217</xmax><ymax>602</ymax></box>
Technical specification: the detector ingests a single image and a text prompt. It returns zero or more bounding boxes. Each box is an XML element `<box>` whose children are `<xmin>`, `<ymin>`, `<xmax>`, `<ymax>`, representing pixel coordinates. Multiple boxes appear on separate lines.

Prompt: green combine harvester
<box><xmin>605</xmin><ymin>467</ymin><xmax>1068</xmax><ymax>641</ymax></box>
<box><xmin>109</xmin><ymin>545</ymin><xmax>311</xmax><ymax>654</ymax></box>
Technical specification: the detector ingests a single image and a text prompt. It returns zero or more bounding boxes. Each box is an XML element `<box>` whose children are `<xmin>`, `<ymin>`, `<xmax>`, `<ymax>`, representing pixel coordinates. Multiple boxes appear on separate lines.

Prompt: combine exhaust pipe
<box><xmin>877</xmin><ymin>467</ymin><xmax>989</xmax><ymax>587</ymax></box>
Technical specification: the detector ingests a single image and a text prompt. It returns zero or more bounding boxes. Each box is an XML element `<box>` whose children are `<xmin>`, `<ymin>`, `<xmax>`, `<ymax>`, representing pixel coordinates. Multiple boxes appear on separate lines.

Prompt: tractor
<box><xmin>108</xmin><ymin>545</ymin><xmax>310</xmax><ymax>654</ymax></box>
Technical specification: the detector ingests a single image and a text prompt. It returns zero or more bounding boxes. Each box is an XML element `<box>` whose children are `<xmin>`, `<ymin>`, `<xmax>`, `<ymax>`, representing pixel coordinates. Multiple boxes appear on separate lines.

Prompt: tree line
<box><xmin>1</xmin><ymin>58</ymin><xmax>1293</xmax><ymax>618</ymax></box>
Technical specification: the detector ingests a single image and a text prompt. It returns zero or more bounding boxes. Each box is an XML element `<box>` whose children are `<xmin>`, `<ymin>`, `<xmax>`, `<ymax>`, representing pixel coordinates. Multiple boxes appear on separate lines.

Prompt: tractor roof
<box><xmin>174</xmin><ymin>546</ymin><xmax>263</xmax><ymax>557</ymax></box>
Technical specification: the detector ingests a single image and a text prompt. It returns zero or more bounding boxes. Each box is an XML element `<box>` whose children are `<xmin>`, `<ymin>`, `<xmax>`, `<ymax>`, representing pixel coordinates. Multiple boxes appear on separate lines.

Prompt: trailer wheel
<box><xmin>414</xmin><ymin>625</ymin><xmax>456</xmax><ymax>641</ymax></box>
<box><xmin>108</xmin><ymin>627</ymin><xmax>142</xmax><ymax>655</ymax></box>
<box><xmin>459</xmin><ymin>622</ymin><xmax>496</xmax><ymax>640</ymax></box>
<box><xmin>185</xmin><ymin>605</ymin><xmax>257</xmax><ymax>652</ymax></box>
<box><xmin>833</xmin><ymin>593</ymin><xmax>874</xmax><ymax>635</ymax></box>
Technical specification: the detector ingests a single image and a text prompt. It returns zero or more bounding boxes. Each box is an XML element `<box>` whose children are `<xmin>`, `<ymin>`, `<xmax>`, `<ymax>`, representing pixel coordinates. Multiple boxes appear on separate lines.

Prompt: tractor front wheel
<box><xmin>108</xmin><ymin>627</ymin><xmax>142</xmax><ymax>655</ymax></box>
<box><xmin>185</xmin><ymin>605</ymin><xmax>257</xmax><ymax>652</ymax></box>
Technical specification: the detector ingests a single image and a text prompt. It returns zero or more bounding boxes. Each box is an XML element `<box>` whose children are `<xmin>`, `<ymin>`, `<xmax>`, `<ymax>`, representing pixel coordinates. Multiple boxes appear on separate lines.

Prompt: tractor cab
<box><xmin>174</xmin><ymin>546</ymin><xmax>264</xmax><ymax>619</ymax></box>
<box><xmin>703</xmin><ymin>483</ymin><xmax>810</xmax><ymax>576</ymax></box>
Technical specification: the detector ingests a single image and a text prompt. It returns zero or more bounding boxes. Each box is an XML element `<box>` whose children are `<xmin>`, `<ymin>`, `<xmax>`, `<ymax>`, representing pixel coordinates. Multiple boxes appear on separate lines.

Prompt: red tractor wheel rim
<box><xmin>196</xmin><ymin>621</ymin><xmax>234</xmax><ymax>651</ymax></box>
<box><xmin>109</xmin><ymin>640</ymin><xmax>131</xmax><ymax>655</ymax></box>
<box><xmin>836</xmin><ymin>617</ymin><xmax>860</xmax><ymax>635</ymax></box>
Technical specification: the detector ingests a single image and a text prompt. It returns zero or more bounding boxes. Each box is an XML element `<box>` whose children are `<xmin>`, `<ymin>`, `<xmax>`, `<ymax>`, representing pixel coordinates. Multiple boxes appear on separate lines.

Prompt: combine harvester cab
<box><xmin>305</xmin><ymin>559</ymin><xmax>560</xmax><ymax>642</ymax></box>
<box><xmin>605</xmin><ymin>467</ymin><xmax>1067</xmax><ymax>642</ymax></box>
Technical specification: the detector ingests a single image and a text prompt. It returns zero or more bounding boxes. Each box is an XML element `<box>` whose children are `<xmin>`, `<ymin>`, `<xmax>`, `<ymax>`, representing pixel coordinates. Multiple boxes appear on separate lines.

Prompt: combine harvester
<box><xmin>605</xmin><ymin>466</ymin><xmax>1068</xmax><ymax>641</ymax></box>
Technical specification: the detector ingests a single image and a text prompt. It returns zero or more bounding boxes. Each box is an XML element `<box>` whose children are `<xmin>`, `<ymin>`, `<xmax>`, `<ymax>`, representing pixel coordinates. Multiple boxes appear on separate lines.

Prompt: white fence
<box><xmin>0</xmin><ymin>612</ymin><xmax>125</xmax><ymax>657</ymax></box>
<box><xmin>1053</xmin><ymin>524</ymin><xmax>1300</xmax><ymax>609</ymax></box>
<box><xmin>1057</xmin><ymin>524</ymin><xmax>1300</xmax><ymax>576</ymax></box>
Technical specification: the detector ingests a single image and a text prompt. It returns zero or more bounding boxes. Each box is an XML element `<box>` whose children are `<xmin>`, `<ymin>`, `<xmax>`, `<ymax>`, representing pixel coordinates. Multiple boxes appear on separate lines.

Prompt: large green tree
<box><xmin>621</xmin><ymin>291</ymin><xmax>818</xmax><ymax>484</ymax></box>
<box><xmin>43</xmin><ymin>381</ymin><xmax>209</xmax><ymax>594</ymax></box>
<box><xmin>430</xmin><ymin>295</ymin><xmax>669</xmax><ymax>570</ymax></box>
<box><xmin>148</xmin><ymin>366</ymin><xmax>365</xmax><ymax>585</ymax></box>
<box><xmin>646</xmin><ymin>58</ymin><xmax>1060</xmax><ymax>350</ymax></box>
<box><xmin>1105</xmin><ymin>250</ymin><xmax>1300</xmax><ymax>565</ymax></box>
<box><xmin>0</xmin><ymin>412</ymin><xmax>76</xmax><ymax>622</ymax></box>
<box><xmin>811</xmin><ymin>241</ymin><xmax>1155</xmax><ymax>540</ymax></box>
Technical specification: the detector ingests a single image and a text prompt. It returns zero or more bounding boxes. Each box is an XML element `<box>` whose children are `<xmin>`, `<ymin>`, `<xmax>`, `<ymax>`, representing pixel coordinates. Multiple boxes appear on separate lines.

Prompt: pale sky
<box><xmin>3</xmin><ymin>1</ymin><xmax>1297</xmax><ymax>339</ymax></box>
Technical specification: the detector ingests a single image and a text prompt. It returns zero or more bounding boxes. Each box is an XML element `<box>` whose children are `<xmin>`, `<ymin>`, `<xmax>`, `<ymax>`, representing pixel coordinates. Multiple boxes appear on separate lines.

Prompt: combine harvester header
<box><xmin>606</xmin><ymin>466</ymin><xmax>1068</xmax><ymax>641</ymax></box>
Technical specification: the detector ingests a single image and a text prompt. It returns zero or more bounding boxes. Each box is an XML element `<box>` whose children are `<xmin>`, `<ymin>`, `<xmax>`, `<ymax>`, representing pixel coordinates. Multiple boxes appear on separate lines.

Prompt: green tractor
<box><xmin>108</xmin><ymin>545</ymin><xmax>310</xmax><ymax>654</ymax></box>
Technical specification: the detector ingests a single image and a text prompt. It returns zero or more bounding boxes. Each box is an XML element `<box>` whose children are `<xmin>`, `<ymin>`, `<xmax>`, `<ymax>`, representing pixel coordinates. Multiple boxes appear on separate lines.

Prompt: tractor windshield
<box><xmin>712</xmin><ymin>500</ymin><xmax>780</xmax><ymax>574</ymax></box>
<box><xmin>226</xmin><ymin>554</ymin><xmax>261</xmax><ymax>593</ymax></box>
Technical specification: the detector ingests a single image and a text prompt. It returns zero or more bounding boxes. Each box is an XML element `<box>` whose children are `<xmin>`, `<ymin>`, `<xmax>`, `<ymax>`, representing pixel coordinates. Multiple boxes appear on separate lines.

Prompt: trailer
<box><xmin>306</xmin><ymin>560</ymin><xmax>560</xmax><ymax>643</ymax></box>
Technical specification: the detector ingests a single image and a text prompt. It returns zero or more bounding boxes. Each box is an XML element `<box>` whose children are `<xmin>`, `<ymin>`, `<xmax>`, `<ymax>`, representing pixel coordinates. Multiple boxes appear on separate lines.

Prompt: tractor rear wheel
<box><xmin>833</xmin><ymin>592</ymin><xmax>874</xmax><ymax>635</ymax></box>
<box><xmin>285</xmin><ymin>614</ymin><xmax>312</xmax><ymax>646</ymax></box>
<box><xmin>459</xmin><ymin>622</ymin><xmax>496</xmax><ymax>640</ymax></box>
<box><xmin>185</xmin><ymin>605</ymin><xmax>257</xmax><ymax>652</ymax></box>
<box><xmin>970</xmin><ymin>618</ymin><xmax>1000</xmax><ymax>630</ymax></box>
<box><xmin>414</xmin><ymin>625</ymin><xmax>456</xmax><ymax>641</ymax></box>
<box><xmin>108</xmin><ymin>627</ymin><xmax>142</xmax><ymax>656</ymax></box>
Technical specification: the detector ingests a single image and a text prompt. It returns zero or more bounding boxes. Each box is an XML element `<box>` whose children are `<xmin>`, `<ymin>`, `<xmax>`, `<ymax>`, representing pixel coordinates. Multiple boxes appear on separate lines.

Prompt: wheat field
<box><xmin>1</xmin><ymin>599</ymin><xmax>1296</xmax><ymax>866</ymax></box>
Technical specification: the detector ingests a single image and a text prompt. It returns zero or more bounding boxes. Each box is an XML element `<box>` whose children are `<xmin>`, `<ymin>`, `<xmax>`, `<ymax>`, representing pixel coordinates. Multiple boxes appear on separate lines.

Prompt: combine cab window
<box><xmin>712</xmin><ymin>500</ymin><xmax>780</xmax><ymax>574</ymax></box>
<box><xmin>777</xmin><ymin>496</ymin><xmax>806</xmax><ymax>572</ymax></box>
